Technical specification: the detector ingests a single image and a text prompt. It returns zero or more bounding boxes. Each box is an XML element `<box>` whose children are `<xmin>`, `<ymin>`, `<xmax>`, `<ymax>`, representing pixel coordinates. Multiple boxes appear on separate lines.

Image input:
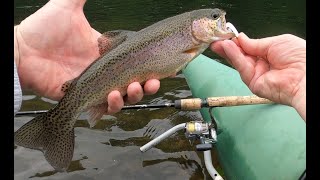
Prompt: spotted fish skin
<box><xmin>14</xmin><ymin>8</ymin><xmax>235</xmax><ymax>171</ymax></box>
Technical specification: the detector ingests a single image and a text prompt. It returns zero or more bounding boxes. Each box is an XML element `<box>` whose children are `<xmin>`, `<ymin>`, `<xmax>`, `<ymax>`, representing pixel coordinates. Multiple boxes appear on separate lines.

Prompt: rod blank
<box><xmin>15</xmin><ymin>95</ymin><xmax>274</xmax><ymax>115</ymax></box>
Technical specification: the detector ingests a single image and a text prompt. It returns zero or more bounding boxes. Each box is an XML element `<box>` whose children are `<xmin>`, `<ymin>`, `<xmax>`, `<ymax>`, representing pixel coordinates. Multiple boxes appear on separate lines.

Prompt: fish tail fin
<box><xmin>14</xmin><ymin>113</ymin><xmax>75</xmax><ymax>172</ymax></box>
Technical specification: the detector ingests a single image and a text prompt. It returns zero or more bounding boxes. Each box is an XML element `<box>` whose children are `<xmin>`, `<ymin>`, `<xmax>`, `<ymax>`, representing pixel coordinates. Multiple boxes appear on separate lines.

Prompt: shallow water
<box><xmin>14</xmin><ymin>0</ymin><xmax>305</xmax><ymax>179</ymax></box>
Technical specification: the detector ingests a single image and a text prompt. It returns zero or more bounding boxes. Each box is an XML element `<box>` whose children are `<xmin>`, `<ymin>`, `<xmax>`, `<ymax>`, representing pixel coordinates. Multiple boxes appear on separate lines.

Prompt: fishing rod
<box><xmin>16</xmin><ymin>95</ymin><xmax>273</xmax><ymax>115</ymax></box>
<box><xmin>15</xmin><ymin>94</ymin><xmax>273</xmax><ymax>180</ymax></box>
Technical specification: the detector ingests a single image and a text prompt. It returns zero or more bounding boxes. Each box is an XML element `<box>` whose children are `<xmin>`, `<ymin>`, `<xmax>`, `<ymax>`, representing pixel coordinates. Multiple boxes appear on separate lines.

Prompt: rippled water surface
<box><xmin>14</xmin><ymin>0</ymin><xmax>305</xmax><ymax>179</ymax></box>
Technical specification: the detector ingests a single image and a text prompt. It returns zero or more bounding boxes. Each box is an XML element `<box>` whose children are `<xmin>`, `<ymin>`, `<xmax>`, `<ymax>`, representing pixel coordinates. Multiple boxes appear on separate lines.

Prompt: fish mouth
<box><xmin>214</xmin><ymin>17</ymin><xmax>236</xmax><ymax>40</ymax></box>
<box><xmin>226</xmin><ymin>22</ymin><xmax>239</xmax><ymax>37</ymax></box>
<box><xmin>217</xmin><ymin>16</ymin><xmax>228</xmax><ymax>31</ymax></box>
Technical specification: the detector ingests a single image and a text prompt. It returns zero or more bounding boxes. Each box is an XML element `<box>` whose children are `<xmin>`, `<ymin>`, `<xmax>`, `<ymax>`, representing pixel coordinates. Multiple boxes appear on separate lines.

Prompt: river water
<box><xmin>14</xmin><ymin>0</ymin><xmax>305</xmax><ymax>179</ymax></box>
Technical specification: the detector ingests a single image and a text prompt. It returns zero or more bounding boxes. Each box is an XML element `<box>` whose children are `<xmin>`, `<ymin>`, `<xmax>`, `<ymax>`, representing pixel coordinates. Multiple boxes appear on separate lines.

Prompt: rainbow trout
<box><xmin>14</xmin><ymin>8</ymin><xmax>235</xmax><ymax>171</ymax></box>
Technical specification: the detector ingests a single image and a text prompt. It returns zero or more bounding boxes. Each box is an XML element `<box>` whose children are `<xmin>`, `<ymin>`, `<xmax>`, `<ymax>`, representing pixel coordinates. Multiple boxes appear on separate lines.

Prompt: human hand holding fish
<box><xmin>14</xmin><ymin>0</ymin><xmax>160</xmax><ymax>114</ymax></box>
<box><xmin>14</xmin><ymin>0</ymin><xmax>237</xmax><ymax>171</ymax></box>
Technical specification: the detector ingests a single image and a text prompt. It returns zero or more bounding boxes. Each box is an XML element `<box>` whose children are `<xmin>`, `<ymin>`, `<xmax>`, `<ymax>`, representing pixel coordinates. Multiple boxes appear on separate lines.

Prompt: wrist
<box><xmin>291</xmin><ymin>76</ymin><xmax>306</xmax><ymax>121</ymax></box>
<box><xmin>14</xmin><ymin>25</ymin><xmax>34</xmax><ymax>91</ymax></box>
<box><xmin>14</xmin><ymin>24</ymin><xmax>32</xmax><ymax>90</ymax></box>
<box><xmin>14</xmin><ymin>25</ymin><xmax>20</xmax><ymax>68</ymax></box>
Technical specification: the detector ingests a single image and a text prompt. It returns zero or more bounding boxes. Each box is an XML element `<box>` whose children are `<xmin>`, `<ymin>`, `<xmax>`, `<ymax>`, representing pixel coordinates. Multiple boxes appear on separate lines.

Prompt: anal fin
<box><xmin>87</xmin><ymin>103</ymin><xmax>108</xmax><ymax>128</ymax></box>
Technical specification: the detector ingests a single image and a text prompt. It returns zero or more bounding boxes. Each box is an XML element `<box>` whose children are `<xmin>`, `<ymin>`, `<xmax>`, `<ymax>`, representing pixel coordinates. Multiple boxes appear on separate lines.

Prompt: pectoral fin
<box><xmin>183</xmin><ymin>46</ymin><xmax>202</xmax><ymax>57</ymax></box>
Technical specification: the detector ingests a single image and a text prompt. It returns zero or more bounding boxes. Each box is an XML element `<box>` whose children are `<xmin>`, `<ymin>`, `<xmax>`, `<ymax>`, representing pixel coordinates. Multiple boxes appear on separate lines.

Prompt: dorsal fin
<box><xmin>98</xmin><ymin>30</ymin><xmax>136</xmax><ymax>55</ymax></box>
<box><xmin>61</xmin><ymin>79</ymin><xmax>74</xmax><ymax>93</ymax></box>
<box><xmin>60</xmin><ymin>75</ymin><xmax>81</xmax><ymax>93</ymax></box>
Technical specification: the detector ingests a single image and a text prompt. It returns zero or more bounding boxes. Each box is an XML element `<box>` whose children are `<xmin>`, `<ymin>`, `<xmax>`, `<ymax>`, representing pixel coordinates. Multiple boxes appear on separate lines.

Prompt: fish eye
<box><xmin>211</xmin><ymin>10</ymin><xmax>220</xmax><ymax>20</ymax></box>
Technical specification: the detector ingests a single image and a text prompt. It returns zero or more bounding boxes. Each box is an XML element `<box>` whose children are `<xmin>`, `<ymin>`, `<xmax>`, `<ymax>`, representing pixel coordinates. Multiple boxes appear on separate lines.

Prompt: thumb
<box><xmin>237</xmin><ymin>32</ymin><xmax>274</xmax><ymax>57</ymax></box>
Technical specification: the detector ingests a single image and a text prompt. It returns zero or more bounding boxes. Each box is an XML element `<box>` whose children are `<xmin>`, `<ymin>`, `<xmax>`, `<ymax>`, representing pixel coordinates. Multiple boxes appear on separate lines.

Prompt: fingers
<box><xmin>237</xmin><ymin>32</ymin><xmax>273</xmax><ymax>57</ymax></box>
<box><xmin>125</xmin><ymin>80</ymin><xmax>160</xmax><ymax>103</ymax></box>
<box><xmin>143</xmin><ymin>79</ymin><xmax>160</xmax><ymax>95</ymax></box>
<box><xmin>125</xmin><ymin>82</ymin><xmax>144</xmax><ymax>104</ymax></box>
<box><xmin>212</xmin><ymin>32</ymin><xmax>273</xmax><ymax>60</ymax></box>
<box><xmin>107</xmin><ymin>80</ymin><xmax>160</xmax><ymax>114</ymax></box>
<box><xmin>210</xmin><ymin>41</ymin><xmax>228</xmax><ymax>59</ymax></box>
<box><xmin>210</xmin><ymin>37</ymin><xmax>240</xmax><ymax>66</ymax></box>
<box><xmin>247</xmin><ymin>58</ymin><xmax>270</xmax><ymax>90</ymax></box>
<box><xmin>107</xmin><ymin>91</ymin><xmax>124</xmax><ymax>114</ymax></box>
<box><xmin>210</xmin><ymin>41</ymin><xmax>235</xmax><ymax>67</ymax></box>
<box><xmin>221</xmin><ymin>40</ymin><xmax>256</xmax><ymax>85</ymax></box>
